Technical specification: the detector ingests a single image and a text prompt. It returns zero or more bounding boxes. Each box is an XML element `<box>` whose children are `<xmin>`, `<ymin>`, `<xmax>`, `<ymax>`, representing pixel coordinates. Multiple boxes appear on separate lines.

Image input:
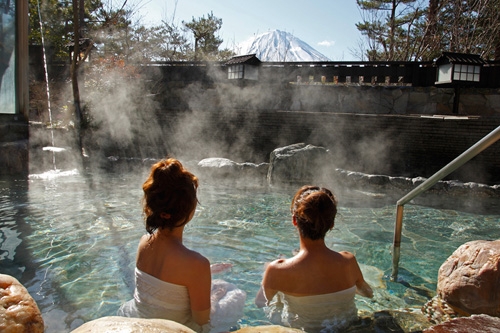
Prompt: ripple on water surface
<box><xmin>1</xmin><ymin>172</ymin><xmax>499</xmax><ymax>332</ymax></box>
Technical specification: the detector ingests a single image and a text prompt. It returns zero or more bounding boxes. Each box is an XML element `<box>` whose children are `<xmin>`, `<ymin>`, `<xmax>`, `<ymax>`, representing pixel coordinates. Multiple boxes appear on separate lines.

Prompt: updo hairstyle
<box><xmin>291</xmin><ymin>185</ymin><xmax>338</xmax><ymax>240</ymax></box>
<box><xmin>142</xmin><ymin>158</ymin><xmax>199</xmax><ymax>234</ymax></box>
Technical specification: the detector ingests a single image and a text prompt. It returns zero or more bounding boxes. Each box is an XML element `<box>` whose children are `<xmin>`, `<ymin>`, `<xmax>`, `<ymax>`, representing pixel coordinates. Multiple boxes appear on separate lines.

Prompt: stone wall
<box><xmin>154</xmin><ymin>81</ymin><xmax>500</xmax><ymax>116</ymax></box>
<box><xmin>138</xmin><ymin>81</ymin><xmax>500</xmax><ymax>184</ymax></box>
<box><xmin>155</xmin><ymin>107</ymin><xmax>500</xmax><ymax>184</ymax></box>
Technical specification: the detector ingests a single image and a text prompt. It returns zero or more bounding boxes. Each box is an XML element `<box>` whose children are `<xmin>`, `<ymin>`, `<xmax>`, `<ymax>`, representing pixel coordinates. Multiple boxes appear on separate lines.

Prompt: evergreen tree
<box><xmin>183</xmin><ymin>11</ymin><xmax>224</xmax><ymax>61</ymax></box>
<box><xmin>91</xmin><ymin>2</ymin><xmax>136</xmax><ymax>60</ymax></box>
<box><xmin>356</xmin><ymin>0</ymin><xmax>427</xmax><ymax>61</ymax></box>
<box><xmin>356</xmin><ymin>0</ymin><xmax>500</xmax><ymax>61</ymax></box>
<box><xmin>29</xmin><ymin>0</ymin><xmax>102</xmax><ymax>60</ymax></box>
<box><xmin>435</xmin><ymin>0</ymin><xmax>500</xmax><ymax>60</ymax></box>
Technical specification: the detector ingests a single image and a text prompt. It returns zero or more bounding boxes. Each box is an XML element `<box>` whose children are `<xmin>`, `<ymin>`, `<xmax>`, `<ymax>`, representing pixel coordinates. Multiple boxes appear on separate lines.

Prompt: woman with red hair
<box><xmin>256</xmin><ymin>185</ymin><xmax>373</xmax><ymax>332</ymax></box>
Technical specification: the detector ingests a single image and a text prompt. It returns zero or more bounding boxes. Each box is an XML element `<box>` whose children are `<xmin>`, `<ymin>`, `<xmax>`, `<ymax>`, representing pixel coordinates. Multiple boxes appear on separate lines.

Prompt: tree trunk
<box><xmin>421</xmin><ymin>0</ymin><xmax>439</xmax><ymax>61</ymax></box>
<box><xmin>71</xmin><ymin>0</ymin><xmax>85</xmax><ymax>160</ymax></box>
<box><xmin>194</xmin><ymin>38</ymin><xmax>199</xmax><ymax>61</ymax></box>
<box><xmin>389</xmin><ymin>0</ymin><xmax>397</xmax><ymax>60</ymax></box>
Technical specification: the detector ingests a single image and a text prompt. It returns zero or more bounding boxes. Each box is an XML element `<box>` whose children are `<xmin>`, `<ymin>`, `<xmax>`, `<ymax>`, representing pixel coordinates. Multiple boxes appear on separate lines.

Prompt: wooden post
<box><xmin>453</xmin><ymin>85</ymin><xmax>460</xmax><ymax>114</ymax></box>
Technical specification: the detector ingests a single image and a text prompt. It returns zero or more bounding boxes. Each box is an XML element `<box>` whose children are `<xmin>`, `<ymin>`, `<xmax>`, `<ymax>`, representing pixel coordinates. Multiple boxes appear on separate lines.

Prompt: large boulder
<box><xmin>0</xmin><ymin>274</ymin><xmax>44</xmax><ymax>333</ymax></box>
<box><xmin>71</xmin><ymin>318</ymin><xmax>304</xmax><ymax>333</ymax></box>
<box><xmin>423</xmin><ymin>314</ymin><xmax>500</xmax><ymax>333</ymax></box>
<box><xmin>70</xmin><ymin>316</ymin><xmax>196</xmax><ymax>332</ymax></box>
<box><xmin>437</xmin><ymin>240</ymin><xmax>500</xmax><ymax>317</ymax></box>
<box><xmin>267</xmin><ymin>143</ymin><xmax>332</xmax><ymax>185</ymax></box>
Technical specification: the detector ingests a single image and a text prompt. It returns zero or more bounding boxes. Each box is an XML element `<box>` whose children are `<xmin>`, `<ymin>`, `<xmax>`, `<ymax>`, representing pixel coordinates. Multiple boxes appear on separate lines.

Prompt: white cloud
<box><xmin>318</xmin><ymin>40</ymin><xmax>335</xmax><ymax>47</ymax></box>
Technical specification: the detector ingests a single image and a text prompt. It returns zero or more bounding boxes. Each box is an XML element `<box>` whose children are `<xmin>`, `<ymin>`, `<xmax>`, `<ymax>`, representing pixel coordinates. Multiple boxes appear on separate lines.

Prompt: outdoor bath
<box><xmin>3</xmin><ymin>0</ymin><xmax>500</xmax><ymax>329</ymax></box>
<box><xmin>1</xmin><ymin>156</ymin><xmax>499</xmax><ymax>332</ymax></box>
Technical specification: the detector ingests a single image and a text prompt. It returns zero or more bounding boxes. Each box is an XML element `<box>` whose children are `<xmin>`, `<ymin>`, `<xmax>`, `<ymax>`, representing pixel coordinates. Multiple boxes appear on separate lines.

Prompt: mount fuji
<box><xmin>235</xmin><ymin>30</ymin><xmax>331</xmax><ymax>62</ymax></box>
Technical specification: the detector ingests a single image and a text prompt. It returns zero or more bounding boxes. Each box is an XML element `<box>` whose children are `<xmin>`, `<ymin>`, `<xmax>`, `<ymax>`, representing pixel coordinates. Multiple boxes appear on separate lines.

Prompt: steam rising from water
<box><xmin>31</xmin><ymin>54</ymin><xmax>497</xmax><ymax>192</ymax></box>
<box><xmin>29</xmin><ymin>169</ymin><xmax>79</xmax><ymax>180</ymax></box>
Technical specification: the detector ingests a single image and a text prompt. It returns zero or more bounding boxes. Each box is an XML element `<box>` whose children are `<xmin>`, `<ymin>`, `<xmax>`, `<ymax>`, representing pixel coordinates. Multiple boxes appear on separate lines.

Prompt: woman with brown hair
<box><xmin>255</xmin><ymin>185</ymin><xmax>373</xmax><ymax>332</ymax></box>
<box><xmin>118</xmin><ymin>158</ymin><xmax>245</xmax><ymax>333</ymax></box>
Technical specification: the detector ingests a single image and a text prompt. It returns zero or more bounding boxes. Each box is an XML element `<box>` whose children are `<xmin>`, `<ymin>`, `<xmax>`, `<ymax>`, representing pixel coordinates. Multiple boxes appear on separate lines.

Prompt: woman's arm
<box><xmin>187</xmin><ymin>255</ymin><xmax>212</xmax><ymax>326</ymax></box>
<box><xmin>192</xmin><ymin>308</ymin><xmax>210</xmax><ymax>328</ymax></box>
<box><xmin>254</xmin><ymin>261</ymin><xmax>280</xmax><ymax>307</ymax></box>
<box><xmin>355</xmin><ymin>279</ymin><xmax>373</xmax><ymax>298</ymax></box>
<box><xmin>255</xmin><ymin>285</ymin><xmax>267</xmax><ymax>308</ymax></box>
<box><xmin>352</xmin><ymin>258</ymin><xmax>373</xmax><ymax>298</ymax></box>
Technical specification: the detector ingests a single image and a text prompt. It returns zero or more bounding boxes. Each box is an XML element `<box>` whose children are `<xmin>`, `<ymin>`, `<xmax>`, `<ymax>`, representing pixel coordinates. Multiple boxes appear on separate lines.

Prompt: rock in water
<box><xmin>71</xmin><ymin>316</ymin><xmax>196</xmax><ymax>332</ymax></box>
<box><xmin>197</xmin><ymin>157</ymin><xmax>269</xmax><ymax>184</ymax></box>
<box><xmin>423</xmin><ymin>314</ymin><xmax>500</xmax><ymax>333</ymax></box>
<box><xmin>267</xmin><ymin>143</ymin><xmax>331</xmax><ymax>185</ymax></box>
<box><xmin>437</xmin><ymin>240</ymin><xmax>500</xmax><ymax>316</ymax></box>
<box><xmin>210</xmin><ymin>262</ymin><xmax>233</xmax><ymax>274</ymax></box>
<box><xmin>0</xmin><ymin>274</ymin><xmax>44</xmax><ymax>333</ymax></box>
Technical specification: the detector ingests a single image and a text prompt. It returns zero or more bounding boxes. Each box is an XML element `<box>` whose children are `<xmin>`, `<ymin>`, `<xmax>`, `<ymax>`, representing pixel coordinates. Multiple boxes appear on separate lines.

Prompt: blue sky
<box><xmin>136</xmin><ymin>0</ymin><xmax>364</xmax><ymax>61</ymax></box>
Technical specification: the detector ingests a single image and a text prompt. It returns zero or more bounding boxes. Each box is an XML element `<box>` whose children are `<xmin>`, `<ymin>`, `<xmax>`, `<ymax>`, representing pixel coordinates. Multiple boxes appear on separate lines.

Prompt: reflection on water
<box><xmin>1</xmin><ymin>169</ymin><xmax>499</xmax><ymax>332</ymax></box>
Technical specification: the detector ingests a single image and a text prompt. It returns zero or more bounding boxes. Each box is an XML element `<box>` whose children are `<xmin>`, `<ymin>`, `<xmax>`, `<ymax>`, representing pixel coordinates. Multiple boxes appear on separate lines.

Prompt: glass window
<box><xmin>0</xmin><ymin>0</ymin><xmax>16</xmax><ymax>114</ymax></box>
<box><xmin>453</xmin><ymin>64</ymin><xmax>480</xmax><ymax>82</ymax></box>
<box><xmin>228</xmin><ymin>64</ymin><xmax>244</xmax><ymax>79</ymax></box>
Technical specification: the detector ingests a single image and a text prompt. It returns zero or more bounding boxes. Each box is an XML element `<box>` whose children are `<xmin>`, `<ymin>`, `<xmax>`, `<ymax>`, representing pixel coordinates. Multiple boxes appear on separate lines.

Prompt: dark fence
<box><xmin>258</xmin><ymin>61</ymin><xmax>436</xmax><ymax>86</ymax></box>
<box><xmin>137</xmin><ymin>60</ymin><xmax>500</xmax><ymax>87</ymax></box>
<box><xmin>30</xmin><ymin>48</ymin><xmax>500</xmax><ymax>88</ymax></box>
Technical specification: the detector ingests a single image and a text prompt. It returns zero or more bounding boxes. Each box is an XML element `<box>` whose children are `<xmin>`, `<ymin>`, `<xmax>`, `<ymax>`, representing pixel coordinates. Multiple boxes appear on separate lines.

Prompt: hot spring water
<box><xmin>1</xmin><ymin>166</ymin><xmax>499</xmax><ymax>332</ymax></box>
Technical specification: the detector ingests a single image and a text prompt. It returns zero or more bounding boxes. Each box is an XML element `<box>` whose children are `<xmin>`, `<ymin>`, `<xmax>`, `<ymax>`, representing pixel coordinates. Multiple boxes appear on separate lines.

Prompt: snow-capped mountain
<box><xmin>235</xmin><ymin>30</ymin><xmax>330</xmax><ymax>62</ymax></box>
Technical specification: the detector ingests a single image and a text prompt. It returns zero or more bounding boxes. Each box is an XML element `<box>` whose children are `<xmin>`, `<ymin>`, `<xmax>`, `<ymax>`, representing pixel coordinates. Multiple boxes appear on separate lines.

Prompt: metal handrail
<box><xmin>391</xmin><ymin>125</ymin><xmax>500</xmax><ymax>280</ymax></box>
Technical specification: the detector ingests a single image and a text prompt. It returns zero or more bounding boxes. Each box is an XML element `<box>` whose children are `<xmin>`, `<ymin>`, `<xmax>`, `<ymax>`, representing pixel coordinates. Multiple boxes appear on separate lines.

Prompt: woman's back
<box><xmin>257</xmin><ymin>185</ymin><xmax>373</xmax><ymax>331</ymax></box>
<box><xmin>118</xmin><ymin>158</ymin><xmax>212</xmax><ymax>332</ymax></box>
<box><xmin>266</xmin><ymin>248</ymin><xmax>361</xmax><ymax>296</ymax></box>
<box><xmin>135</xmin><ymin>229</ymin><xmax>212</xmax><ymax>323</ymax></box>
<box><xmin>136</xmin><ymin>232</ymin><xmax>210</xmax><ymax>287</ymax></box>
<box><xmin>263</xmin><ymin>249</ymin><xmax>364</xmax><ymax>332</ymax></box>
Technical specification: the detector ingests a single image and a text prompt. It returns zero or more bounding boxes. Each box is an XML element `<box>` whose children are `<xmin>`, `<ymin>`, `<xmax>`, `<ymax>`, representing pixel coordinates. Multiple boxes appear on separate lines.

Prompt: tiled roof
<box><xmin>436</xmin><ymin>52</ymin><xmax>486</xmax><ymax>65</ymax></box>
<box><xmin>225</xmin><ymin>54</ymin><xmax>261</xmax><ymax>65</ymax></box>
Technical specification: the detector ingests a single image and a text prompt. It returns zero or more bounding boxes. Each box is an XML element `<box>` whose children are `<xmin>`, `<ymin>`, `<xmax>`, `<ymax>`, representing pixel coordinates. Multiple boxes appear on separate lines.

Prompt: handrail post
<box><xmin>391</xmin><ymin>205</ymin><xmax>404</xmax><ymax>280</ymax></box>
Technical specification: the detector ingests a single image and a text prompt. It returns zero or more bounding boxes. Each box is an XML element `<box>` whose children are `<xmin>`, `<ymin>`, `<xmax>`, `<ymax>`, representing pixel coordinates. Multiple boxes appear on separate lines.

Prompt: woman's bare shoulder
<box><xmin>338</xmin><ymin>250</ymin><xmax>356</xmax><ymax>260</ymax></box>
<box><xmin>266</xmin><ymin>257</ymin><xmax>292</xmax><ymax>270</ymax></box>
<box><xmin>138</xmin><ymin>233</ymin><xmax>150</xmax><ymax>243</ymax></box>
<box><xmin>137</xmin><ymin>234</ymin><xmax>152</xmax><ymax>252</ymax></box>
<box><xmin>184</xmin><ymin>248</ymin><xmax>210</xmax><ymax>269</ymax></box>
<box><xmin>263</xmin><ymin>258</ymin><xmax>294</xmax><ymax>291</ymax></box>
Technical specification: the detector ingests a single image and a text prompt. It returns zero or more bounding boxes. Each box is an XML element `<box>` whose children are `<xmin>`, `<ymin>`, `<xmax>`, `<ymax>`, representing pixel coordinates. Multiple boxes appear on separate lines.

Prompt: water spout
<box><xmin>37</xmin><ymin>0</ymin><xmax>57</xmax><ymax>170</ymax></box>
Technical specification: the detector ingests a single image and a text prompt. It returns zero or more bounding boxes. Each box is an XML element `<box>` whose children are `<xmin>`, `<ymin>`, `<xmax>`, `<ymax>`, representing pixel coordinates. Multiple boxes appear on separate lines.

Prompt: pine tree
<box><xmin>183</xmin><ymin>12</ymin><xmax>224</xmax><ymax>61</ymax></box>
<box><xmin>356</xmin><ymin>0</ymin><xmax>426</xmax><ymax>60</ymax></box>
<box><xmin>356</xmin><ymin>0</ymin><xmax>500</xmax><ymax>61</ymax></box>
